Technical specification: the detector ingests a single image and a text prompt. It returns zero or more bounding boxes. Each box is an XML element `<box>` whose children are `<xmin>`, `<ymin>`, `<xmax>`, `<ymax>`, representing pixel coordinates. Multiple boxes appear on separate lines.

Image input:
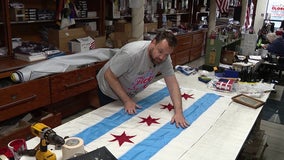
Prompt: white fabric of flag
<box><xmin>56</xmin><ymin>82</ymin><xmax>232</xmax><ymax>160</ymax></box>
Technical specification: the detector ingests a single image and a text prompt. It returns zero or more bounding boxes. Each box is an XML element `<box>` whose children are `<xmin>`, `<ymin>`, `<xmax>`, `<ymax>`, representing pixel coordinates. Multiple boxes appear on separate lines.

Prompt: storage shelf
<box><xmin>10</xmin><ymin>20</ymin><xmax>55</xmax><ymax>24</ymax></box>
<box><xmin>75</xmin><ymin>17</ymin><xmax>100</xmax><ymax>20</ymax></box>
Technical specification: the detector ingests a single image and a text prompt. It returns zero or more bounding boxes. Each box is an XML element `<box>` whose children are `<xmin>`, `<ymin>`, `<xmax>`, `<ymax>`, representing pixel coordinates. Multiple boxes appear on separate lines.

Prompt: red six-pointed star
<box><xmin>109</xmin><ymin>131</ymin><xmax>136</xmax><ymax>146</ymax></box>
<box><xmin>139</xmin><ymin>115</ymin><xmax>160</xmax><ymax>126</ymax></box>
<box><xmin>160</xmin><ymin>103</ymin><xmax>174</xmax><ymax>111</ymax></box>
<box><xmin>182</xmin><ymin>93</ymin><xmax>194</xmax><ymax>100</ymax></box>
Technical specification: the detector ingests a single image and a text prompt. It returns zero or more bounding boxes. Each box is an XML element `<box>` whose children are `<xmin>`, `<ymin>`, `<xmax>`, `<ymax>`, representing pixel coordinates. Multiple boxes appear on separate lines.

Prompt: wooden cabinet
<box><xmin>0</xmin><ymin>61</ymin><xmax>106</xmax><ymax>147</ymax></box>
<box><xmin>172</xmin><ymin>29</ymin><xmax>206</xmax><ymax>66</ymax></box>
<box><xmin>174</xmin><ymin>33</ymin><xmax>192</xmax><ymax>66</ymax></box>
<box><xmin>190</xmin><ymin>45</ymin><xmax>203</xmax><ymax>61</ymax></box>
<box><xmin>190</xmin><ymin>30</ymin><xmax>206</xmax><ymax>61</ymax></box>
<box><xmin>0</xmin><ymin>77</ymin><xmax>50</xmax><ymax>122</ymax></box>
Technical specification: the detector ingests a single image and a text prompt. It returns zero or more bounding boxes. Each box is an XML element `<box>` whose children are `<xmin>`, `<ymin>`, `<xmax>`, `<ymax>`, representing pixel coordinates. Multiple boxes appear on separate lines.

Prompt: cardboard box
<box><xmin>83</xmin><ymin>26</ymin><xmax>99</xmax><ymax>38</ymax></box>
<box><xmin>114</xmin><ymin>22</ymin><xmax>132</xmax><ymax>32</ymax></box>
<box><xmin>48</xmin><ymin>28</ymin><xmax>87</xmax><ymax>52</ymax></box>
<box><xmin>221</xmin><ymin>50</ymin><xmax>237</xmax><ymax>65</ymax></box>
<box><xmin>94</xmin><ymin>36</ymin><xmax>106</xmax><ymax>48</ymax></box>
<box><xmin>113</xmin><ymin>32</ymin><xmax>131</xmax><ymax>48</ymax></box>
<box><xmin>144</xmin><ymin>22</ymin><xmax>158</xmax><ymax>33</ymax></box>
<box><xmin>69</xmin><ymin>36</ymin><xmax>95</xmax><ymax>53</ymax></box>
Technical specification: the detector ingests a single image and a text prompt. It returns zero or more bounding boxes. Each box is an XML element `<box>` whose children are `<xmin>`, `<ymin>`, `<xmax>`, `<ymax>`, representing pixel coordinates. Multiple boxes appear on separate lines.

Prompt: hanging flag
<box><xmin>245</xmin><ymin>0</ymin><xmax>252</xmax><ymax>29</ymax></box>
<box><xmin>216</xmin><ymin>0</ymin><xmax>229</xmax><ymax>13</ymax></box>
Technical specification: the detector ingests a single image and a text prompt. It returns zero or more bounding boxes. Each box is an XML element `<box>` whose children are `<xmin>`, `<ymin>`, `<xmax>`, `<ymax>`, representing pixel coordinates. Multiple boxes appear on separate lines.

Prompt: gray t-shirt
<box><xmin>97</xmin><ymin>40</ymin><xmax>174</xmax><ymax>99</ymax></box>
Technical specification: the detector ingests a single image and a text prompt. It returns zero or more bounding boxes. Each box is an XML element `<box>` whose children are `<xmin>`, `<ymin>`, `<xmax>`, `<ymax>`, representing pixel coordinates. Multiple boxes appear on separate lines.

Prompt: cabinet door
<box><xmin>190</xmin><ymin>46</ymin><xmax>202</xmax><ymax>62</ymax></box>
<box><xmin>175</xmin><ymin>34</ymin><xmax>193</xmax><ymax>52</ymax></box>
<box><xmin>192</xmin><ymin>32</ymin><xmax>204</xmax><ymax>47</ymax></box>
<box><xmin>176</xmin><ymin>49</ymin><xmax>190</xmax><ymax>65</ymax></box>
<box><xmin>0</xmin><ymin>77</ymin><xmax>50</xmax><ymax>122</ymax></box>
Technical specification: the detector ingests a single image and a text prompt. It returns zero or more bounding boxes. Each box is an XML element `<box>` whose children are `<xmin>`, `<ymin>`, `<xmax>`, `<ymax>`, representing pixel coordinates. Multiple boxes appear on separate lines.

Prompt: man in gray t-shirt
<box><xmin>96</xmin><ymin>31</ymin><xmax>189</xmax><ymax>128</ymax></box>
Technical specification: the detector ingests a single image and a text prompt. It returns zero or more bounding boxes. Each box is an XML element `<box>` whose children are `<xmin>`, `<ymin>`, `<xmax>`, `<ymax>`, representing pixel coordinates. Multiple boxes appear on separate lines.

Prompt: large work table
<box><xmin>21</xmin><ymin>71</ymin><xmax>272</xmax><ymax>160</ymax></box>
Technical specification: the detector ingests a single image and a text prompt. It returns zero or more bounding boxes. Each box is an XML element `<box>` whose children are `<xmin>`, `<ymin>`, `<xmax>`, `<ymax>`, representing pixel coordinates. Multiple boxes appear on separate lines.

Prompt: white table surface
<box><xmin>20</xmin><ymin>71</ymin><xmax>272</xmax><ymax>160</ymax></box>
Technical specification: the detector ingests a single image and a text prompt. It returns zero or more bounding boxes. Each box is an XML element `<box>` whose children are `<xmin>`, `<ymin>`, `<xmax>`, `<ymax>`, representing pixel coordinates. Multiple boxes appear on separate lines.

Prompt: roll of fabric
<box><xmin>10</xmin><ymin>48</ymin><xmax>118</xmax><ymax>83</ymax></box>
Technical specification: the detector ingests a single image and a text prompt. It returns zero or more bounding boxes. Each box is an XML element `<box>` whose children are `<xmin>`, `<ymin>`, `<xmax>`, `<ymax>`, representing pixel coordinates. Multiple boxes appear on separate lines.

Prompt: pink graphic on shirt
<box><xmin>127</xmin><ymin>70</ymin><xmax>156</xmax><ymax>96</ymax></box>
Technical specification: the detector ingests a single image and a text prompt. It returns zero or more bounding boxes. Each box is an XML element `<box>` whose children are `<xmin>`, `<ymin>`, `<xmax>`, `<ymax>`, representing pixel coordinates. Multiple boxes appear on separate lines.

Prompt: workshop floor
<box><xmin>63</xmin><ymin>55</ymin><xmax>284</xmax><ymax>160</ymax></box>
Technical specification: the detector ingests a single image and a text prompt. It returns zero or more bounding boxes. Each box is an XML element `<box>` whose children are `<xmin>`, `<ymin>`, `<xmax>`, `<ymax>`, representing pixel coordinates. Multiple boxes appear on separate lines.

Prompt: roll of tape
<box><xmin>62</xmin><ymin>137</ymin><xmax>85</xmax><ymax>160</ymax></box>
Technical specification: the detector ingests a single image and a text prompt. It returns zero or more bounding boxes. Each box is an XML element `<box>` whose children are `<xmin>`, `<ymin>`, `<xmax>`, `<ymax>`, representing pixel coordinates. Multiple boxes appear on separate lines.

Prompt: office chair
<box><xmin>256</xmin><ymin>54</ymin><xmax>284</xmax><ymax>84</ymax></box>
<box><xmin>275</xmin><ymin>56</ymin><xmax>284</xmax><ymax>83</ymax></box>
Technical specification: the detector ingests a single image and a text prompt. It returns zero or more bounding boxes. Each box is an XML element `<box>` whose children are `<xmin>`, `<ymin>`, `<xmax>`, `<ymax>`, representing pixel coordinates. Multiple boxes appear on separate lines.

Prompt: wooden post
<box><xmin>130</xmin><ymin>1</ymin><xmax>144</xmax><ymax>41</ymax></box>
<box><xmin>240</xmin><ymin>0</ymin><xmax>248</xmax><ymax>27</ymax></box>
<box><xmin>207</xmin><ymin>0</ymin><xmax>216</xmax><ymax>37</ymax></box>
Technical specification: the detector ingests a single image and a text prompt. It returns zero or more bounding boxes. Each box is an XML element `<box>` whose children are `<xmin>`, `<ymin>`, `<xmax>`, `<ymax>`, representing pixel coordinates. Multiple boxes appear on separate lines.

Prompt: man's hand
<box><xmin>171</xmin><ymin>113</ymin><xmax>190</xmax><ymax>128</ymax></box>
<box><xmin>124</xmin><ymin>100</ymin><xmax>142</xmax><ymax>114</ymax></box>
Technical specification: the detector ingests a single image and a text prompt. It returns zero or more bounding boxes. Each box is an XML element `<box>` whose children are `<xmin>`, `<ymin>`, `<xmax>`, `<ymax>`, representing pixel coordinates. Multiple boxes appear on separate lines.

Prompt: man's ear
<box><xmin>151</xmin><ymin>39</ymin><xmax>157</xmax><ymax>45</ymax></box>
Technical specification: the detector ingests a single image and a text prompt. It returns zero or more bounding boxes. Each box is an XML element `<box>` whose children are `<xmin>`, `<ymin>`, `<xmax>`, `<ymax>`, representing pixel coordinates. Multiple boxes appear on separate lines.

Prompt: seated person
<box><xmin>262</xmin><ymin>33</ymin><xmax>284</xmax><ymax>56</ymax></box>
<box><xmin>266</xmin><ymin>36</ymin><xmax>284</xmax><ymax>56</ymax></box>
<box><xmin>261</xmin><ymin>33</ymin><xmax>278</xmax><ymax>49</ymax></box>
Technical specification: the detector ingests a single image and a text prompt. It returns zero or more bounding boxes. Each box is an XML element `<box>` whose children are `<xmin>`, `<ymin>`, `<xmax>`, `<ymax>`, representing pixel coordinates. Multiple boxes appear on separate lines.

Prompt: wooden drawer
<box><xmin>175</xmin><ymin>34</ymin><xmax>193</xmax><ymax>52</ymax></box>
<box><xmin>0</xmin><ymin>77</ymin><xmax>50</xmax><ymax>122</ymax></box>
<box><xmin>190</xmin><ymin>46</ymin><xmax>203</xmax><ymax>61</ymax></box>
<box><xmin>175</xmin><ymin>49</ymin><xmax>190</xmax><ymax>65</ymax></box>
<box><xmin>192</xmin><ymin>32</ymin><xmax>204</xmax><ymax>47</ymax></box>
<box><xmin>50</xmin><ymin>65</ymin><xmax>99</xmax><ymax>103</ymax></box>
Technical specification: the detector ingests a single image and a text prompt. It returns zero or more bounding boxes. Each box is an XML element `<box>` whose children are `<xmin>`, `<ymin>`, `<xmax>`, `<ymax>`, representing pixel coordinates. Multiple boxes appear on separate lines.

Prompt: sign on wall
<box><xmin>266</xmin><ymin>0</ymin><xmax>284</xmax><ymax>21</ymax></box>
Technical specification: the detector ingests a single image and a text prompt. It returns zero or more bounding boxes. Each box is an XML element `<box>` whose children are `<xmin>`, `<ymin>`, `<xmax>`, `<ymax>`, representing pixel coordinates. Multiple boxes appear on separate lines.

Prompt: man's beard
<box><xmin>149</xmin><ymin>48</ymin><xmax>161</xmax><ymax>65</ymax></box>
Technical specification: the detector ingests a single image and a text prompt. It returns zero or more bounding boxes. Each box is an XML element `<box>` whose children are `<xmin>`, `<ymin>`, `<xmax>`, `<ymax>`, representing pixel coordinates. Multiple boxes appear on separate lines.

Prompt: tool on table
<box><xmin>30</xmin><ymin>122</ymin><xmax>65</xmax><ymax>160</ymax></box>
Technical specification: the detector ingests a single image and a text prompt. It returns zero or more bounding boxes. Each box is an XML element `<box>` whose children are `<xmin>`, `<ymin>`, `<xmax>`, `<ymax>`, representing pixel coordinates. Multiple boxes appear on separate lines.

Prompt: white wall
<box><xmin>254</xmin><ymin>0</ymin><xmax>268</xmax><ymax>33</ymax></box>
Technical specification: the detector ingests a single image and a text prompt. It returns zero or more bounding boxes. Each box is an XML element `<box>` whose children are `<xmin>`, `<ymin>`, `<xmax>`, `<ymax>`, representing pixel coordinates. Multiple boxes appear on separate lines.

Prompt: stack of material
<box><xmin>75</xmin><ymin>0</ymin><xmax>88</xmax><ymax>18</ymax></box>
<box><xmin>25</xmin><ymin>8</ymin><xmax>37</xmax><ymax>21</ymax></box>
<box><xmin>13</xmin><ymin>41</ymin><xmax>64</xmax><ymax>62</ymax></box>
<box><xmin>240</xmin><ymin>33</ymin><xmax>258</xmax><ymax>56</ymax></box>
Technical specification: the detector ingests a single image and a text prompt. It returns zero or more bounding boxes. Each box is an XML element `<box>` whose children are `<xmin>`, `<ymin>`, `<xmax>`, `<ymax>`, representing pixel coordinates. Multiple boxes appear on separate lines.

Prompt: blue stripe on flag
<box><xmin>75</xmin><ymin>87</ymin><xmax>170</xmax><ymax>144</ymax></box>
<box><xmin>119</xmin><ymin>93</ymin><xmax>220</xmax><ymax>160</ymax></box>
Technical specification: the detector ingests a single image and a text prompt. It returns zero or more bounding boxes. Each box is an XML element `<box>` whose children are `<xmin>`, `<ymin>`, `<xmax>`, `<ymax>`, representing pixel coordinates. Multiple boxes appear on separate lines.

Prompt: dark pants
<box><xmin>97</xmin><ymin>87</ymin><xmax>115</xmax><ymax>106</ymax></box>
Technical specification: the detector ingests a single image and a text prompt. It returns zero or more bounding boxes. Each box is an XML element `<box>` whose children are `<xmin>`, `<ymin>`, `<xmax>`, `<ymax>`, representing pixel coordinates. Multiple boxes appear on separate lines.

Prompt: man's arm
<box><xmin>104</xmin><ymin>67</ymin><xmax>139</xmax><ymax>114</ymax></box>
<box><xmin>164</xmin><ymin>75</ymin><xmax>189</xmax><ymax>128</ymax></box>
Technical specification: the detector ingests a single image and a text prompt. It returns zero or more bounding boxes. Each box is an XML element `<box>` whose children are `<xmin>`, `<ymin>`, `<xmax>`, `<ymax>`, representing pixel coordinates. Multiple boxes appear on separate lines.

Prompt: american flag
<box><xmin>216</xmin><ymin>0</ymin><xmax>229</xmax><ymax>13</ymax></box>
<box><xmin>245</xmin><ymin>0</ymin><xmax>252</xmax><ymax>29</ymax></box>
<box><xmin>90</xmin><ymin>40</ymin><xmax>96</xmax><ymax>49</ymax></box>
